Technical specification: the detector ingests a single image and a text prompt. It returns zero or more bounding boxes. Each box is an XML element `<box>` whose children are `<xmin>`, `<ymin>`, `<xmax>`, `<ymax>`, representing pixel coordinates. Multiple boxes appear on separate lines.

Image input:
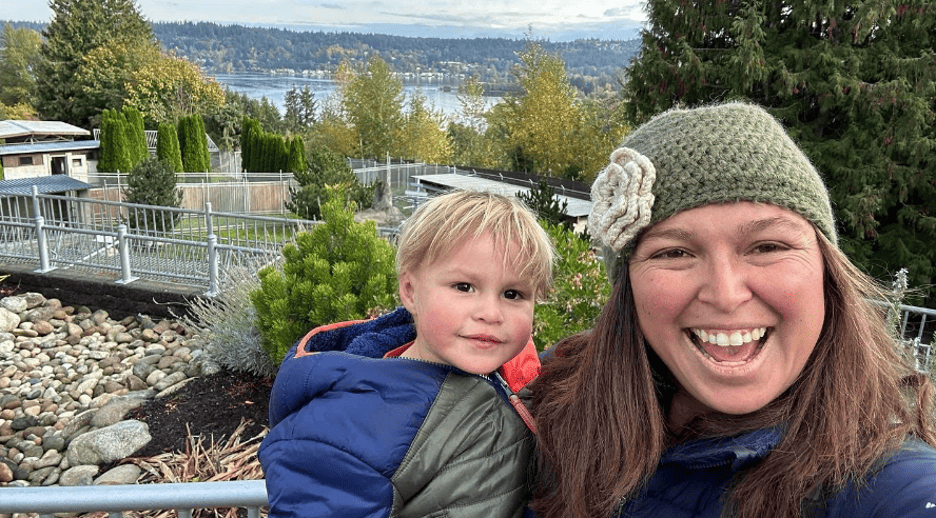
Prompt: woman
<box><xmin>530</xmin><ymin>102</ymin><xmax>936</xmax><ymax>518</ymax></box>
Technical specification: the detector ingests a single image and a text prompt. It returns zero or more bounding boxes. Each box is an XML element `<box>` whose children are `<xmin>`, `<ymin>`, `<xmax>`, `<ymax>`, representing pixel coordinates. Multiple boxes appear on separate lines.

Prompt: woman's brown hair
<box><xmin>530</xmin><ymin>230</ymin><xmax>935</xmax><ymax>518</ymax></box>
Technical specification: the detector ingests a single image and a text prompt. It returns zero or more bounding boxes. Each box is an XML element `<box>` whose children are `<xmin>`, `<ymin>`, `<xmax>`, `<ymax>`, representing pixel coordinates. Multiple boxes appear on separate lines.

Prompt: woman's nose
<box><xmin>696</xmin><ymin>258</ymin><xmax>753</xmax><ymax>312</ymax></box>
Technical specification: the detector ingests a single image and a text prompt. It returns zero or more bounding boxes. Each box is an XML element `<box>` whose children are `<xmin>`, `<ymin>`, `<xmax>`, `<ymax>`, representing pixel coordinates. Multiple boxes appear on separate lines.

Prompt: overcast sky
<box><xmin>1</xmin><ymin>0</ymin><xmax>647</xmax><ymax>40</ymax></box>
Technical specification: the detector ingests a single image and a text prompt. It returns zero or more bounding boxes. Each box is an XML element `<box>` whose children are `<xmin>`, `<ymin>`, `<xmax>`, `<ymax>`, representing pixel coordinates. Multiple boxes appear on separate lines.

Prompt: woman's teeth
<box><xmin>692</xmin><ymin>328</ymin><xmax>768</xmax><ymax>347</ymax></box>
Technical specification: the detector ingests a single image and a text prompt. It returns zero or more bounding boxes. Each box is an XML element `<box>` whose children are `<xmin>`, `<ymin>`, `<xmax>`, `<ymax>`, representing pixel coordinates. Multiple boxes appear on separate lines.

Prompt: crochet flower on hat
<box><xmin>588</xmin><ymin>147</ymin><xmax>656</xmax><ymax>253</ymax></box>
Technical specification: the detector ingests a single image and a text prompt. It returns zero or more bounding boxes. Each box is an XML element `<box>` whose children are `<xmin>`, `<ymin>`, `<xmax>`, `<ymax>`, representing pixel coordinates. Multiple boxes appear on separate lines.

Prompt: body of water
<box><xmin>212</xmin><ymin>73</ymin><xmax>500</xmax><ymax>122</ymax></box>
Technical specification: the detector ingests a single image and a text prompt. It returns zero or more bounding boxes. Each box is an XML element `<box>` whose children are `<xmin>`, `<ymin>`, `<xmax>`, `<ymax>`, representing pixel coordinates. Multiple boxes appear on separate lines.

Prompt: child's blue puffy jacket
<box><xmin>259</xmin><ymin>307</ymin><xmax>540</xmax><ymax>518</ymax></box>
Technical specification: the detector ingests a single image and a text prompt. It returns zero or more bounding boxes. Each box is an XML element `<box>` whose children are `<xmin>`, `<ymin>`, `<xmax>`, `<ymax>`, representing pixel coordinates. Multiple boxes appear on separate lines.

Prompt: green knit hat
<box><xmin>588</xmin><ymin>102</ymin><xmax>837</xmax><ymax>281</ymax></box>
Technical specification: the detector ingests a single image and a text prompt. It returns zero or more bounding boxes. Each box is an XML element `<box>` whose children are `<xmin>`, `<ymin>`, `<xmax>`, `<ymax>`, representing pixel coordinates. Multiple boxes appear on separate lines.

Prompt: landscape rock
<box><xmin>0</xmin><ymin>308</ymin><xmax>20</xmax><ymax>333</ymax></box>
<box><xmin>65</xmin><ymin>420</ymin><xmax>151</xmax><ymax>466</ymax></box>
<box><xmin>94</xmin><ymin>464</ymin><xmax>141</xmax><ymax>485</ymax></box>
<box><xmin>0</xmin><ymin>292</ymin><xmax>219</xmax><ymax>487</ymax></box>
<box><xmin>59</xmin><ymin>464</ymin><xmax>99</xmax><ymax>486</ymax></box>
<box><xmin>90</xmin><ymin>397</ymin><xmax>147</xmax><ymax>428</ymax></box>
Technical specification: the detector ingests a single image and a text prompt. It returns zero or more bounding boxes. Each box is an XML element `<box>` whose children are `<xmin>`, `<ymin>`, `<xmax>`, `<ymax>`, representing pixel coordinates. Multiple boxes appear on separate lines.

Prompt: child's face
<box><xmin>399</xmin><ymin>232</ymin><xmax>535</xmax><ymax>375</ymax></box>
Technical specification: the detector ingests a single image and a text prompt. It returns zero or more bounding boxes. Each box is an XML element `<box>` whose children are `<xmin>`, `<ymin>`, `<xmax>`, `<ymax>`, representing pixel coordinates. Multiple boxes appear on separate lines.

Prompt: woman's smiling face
<box><xmin>628</xmin><ymin>202</ymin><xmax>825</xmax><ymax>421</ymax></box>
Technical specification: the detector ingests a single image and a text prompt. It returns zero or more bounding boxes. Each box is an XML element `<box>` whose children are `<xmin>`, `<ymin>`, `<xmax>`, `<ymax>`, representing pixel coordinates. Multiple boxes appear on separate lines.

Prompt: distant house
<box><xmin>0</xmin><ymin>120</ymin><xmax>99</xmax><ymax>189</ymax></box>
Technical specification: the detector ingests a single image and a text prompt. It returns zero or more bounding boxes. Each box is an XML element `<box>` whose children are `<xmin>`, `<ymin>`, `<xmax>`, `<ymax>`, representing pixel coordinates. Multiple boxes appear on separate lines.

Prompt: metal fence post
<box><xmin>116</xmin><ymin>224</ymin><xmax>139</xmax><ymax>285</ymax></box>
<box><xmin>206</xmin><ymin>233</ymin><xmax>219</xmax><ymax>297</ymax></box>
<box><xmin>31</xmin><ymin>185</ymin><xmax>55</xmax><ymax>273</ymax></box>
<box><xmin>205</xmin><ymin>202</ymin><xmax>219</xmax><ymax>297</ymax></box>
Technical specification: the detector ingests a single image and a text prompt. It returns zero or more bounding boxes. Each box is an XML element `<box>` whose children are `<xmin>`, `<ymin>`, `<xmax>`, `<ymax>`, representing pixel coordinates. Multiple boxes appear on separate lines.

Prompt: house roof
<box><xmin>412</xmin><ymin>173</ymin><xmax>593</xmax><ymax>218</ymax></box>
<box><xmin>0</xmin><ymin>175</ymin><xmax>93</xmax><ymax>195</ymax></box>
<box><xmin>0</xmin><ymin>120</ymin><xmax>91</xmax><ymax>140</ymax></box>
<box><xmin>0</xmin><ymin>140</ymin><xmax>100</xmax><ymax>156</ymax></box>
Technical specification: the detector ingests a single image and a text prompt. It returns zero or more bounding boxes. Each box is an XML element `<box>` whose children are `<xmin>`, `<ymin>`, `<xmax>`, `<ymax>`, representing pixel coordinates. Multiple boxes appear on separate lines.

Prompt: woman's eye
<box><xmin>751</xmin><ymin>242</ymin><xmax>787</xmax><ymax>254</ymax></box>
<box><xmin>503</xmin><ymin>289</ymin><xmax>524</xmax><ymax>300</ymax></box>
<box><xmin>454</xmin><ymin>283</ymin><xmax>474</xmax><ymax>292</ymax></box>
<box><xmin>651</xmin><ymin>249</ymin><xmax>689</xmax><ymax>260</ymax></box>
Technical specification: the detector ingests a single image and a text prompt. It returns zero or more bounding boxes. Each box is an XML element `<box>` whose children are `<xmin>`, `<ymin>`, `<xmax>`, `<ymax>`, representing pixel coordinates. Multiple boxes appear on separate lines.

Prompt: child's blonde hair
<box><xmin>395</xmin><ymin>190</ymin><xmax>555</xmax><ymax>299</ymax></box>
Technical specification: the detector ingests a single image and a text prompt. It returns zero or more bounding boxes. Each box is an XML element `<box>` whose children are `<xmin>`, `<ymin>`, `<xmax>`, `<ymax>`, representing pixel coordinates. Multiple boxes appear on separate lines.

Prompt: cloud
<box><xmin>320</xmin><ymin>4</ymin><xmax>345</xmax><ymax>10</ymax></box>
<box><xmin>604</xmin><ymin>5</ymin><xmax>645</xmax><ymax>19</ymax></box>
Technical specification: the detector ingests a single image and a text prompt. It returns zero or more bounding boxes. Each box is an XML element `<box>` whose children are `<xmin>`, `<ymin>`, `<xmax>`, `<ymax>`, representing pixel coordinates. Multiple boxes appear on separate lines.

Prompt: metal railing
<box><xmin>0</xmin><ymin>186</ymin><xmax>322</xmax><ymax>296</ymax></box>
<box><xmin>893</xmin><ymin>303</ymin><xmax>936</xmax><ymax>371</ymax></box>
<box><xmin>0</xmin><ymin>479</ymin><xmax>267</xmax><ymax>518</ymax></box>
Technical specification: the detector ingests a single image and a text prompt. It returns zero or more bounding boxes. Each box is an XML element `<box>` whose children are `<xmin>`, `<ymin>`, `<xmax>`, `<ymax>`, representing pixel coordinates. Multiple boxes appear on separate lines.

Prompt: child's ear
<box><xmin>398</xmin><ymin>271</ymin><xmax>417</xmax><ymax>315</ymax></box>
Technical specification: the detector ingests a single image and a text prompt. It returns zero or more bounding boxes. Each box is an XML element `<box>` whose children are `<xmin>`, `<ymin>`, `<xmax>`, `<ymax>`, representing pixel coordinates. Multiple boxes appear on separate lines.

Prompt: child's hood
<box><xmin>283</xmin><ymin>306</ymin><xmax>541</xmax><ymax>391</ymax></box>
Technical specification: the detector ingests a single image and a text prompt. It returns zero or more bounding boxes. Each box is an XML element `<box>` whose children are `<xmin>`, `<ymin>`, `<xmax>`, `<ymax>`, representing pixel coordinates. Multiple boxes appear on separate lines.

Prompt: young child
<box><xmin>259</xmin><ymin>189</ymin><xmax>555</xmax><ymax>518</ymax></box>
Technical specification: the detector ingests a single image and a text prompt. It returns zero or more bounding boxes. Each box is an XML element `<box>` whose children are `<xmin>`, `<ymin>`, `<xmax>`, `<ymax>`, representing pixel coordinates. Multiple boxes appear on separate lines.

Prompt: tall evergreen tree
<box><xmin>156</xmin><ymin>121</ymin><xmax>183</xmax><ymax>173</ymax></box>
<box><xmin>624</xmin><ymin>0</ymin><xmax>936</xmax><ymax>301</ymax></box>
<box><xmin>178</xmin><ymin>114</ymin><xmax>211</xmax><ymax>172</ymax></box>
<box><xmin>35</xmin><ymin>0</ymin><xmax>158</xmax><ymax>127</ymax></box>
<box><xmin>98</xmin><ymin>109</ymin><xmax>132</xmax><ymax>173</ymax></box>
<box><xmin>193</xmin><ymin>113</ymin><xmax>211</xmax><ymax>172</ymax></box>
<box><xmin>286</xmin><ymin>136</ymin><xmax>306</xmax><ymax>173</ymax></box>
<box><xmin>283</xmin><ymin>84</ymin><xmax>317</xmax><ymax>131</ymax></box>
<box><xmin>122</xmin><ymin>105</ymin><xmax>148</xmax><ymax>166</ymax></box>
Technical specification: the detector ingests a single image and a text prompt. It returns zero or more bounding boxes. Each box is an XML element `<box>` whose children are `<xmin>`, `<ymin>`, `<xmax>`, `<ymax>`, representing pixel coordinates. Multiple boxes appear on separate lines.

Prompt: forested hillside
<box><xmin>3</xmin><ymin>20</ymin><xmax>639</xmax><ymax>94</ymax></box>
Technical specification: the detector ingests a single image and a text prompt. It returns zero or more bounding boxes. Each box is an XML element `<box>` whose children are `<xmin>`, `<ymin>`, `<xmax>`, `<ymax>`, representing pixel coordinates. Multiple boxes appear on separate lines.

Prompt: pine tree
<box><xmin>274</xmin><ymin>134</ymin><xmax>289</xmax><ymax>173</ymax></box>
<box><xmin>624</xmin><ymin>0</ymin><xmax>936</xmax><ymax>302</ymax></box>
<box><xmin>251</xmin><ymin>185</ymin><xmax>397</xmax><ymax>364</ymax></box>
<box><xmin>123</xmin><ymin>157</ymin><xmax>183</xmax><ymax>233</ymax></box>
<box><xmin>517</xmin><ymin>179</ymin><xmax>572</xmax><ymax>232</ymax></box>
<box><xmin>156</xmin><ymin>121</ymin><xmax>183</xmax><ymax>173</ymax></box>
<box><xmin>287</xmin><ymin>147</ymin><xmax>372</xmax><ymax>220</ymax></box>
<box><xmin>35</xmin><ymin>0</ymin><xmax>158</xmax><ymax>127</ymax></box>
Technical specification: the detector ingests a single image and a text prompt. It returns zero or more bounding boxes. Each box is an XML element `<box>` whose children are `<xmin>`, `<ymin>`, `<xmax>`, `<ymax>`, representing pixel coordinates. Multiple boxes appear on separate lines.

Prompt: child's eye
<box><xmin>454</xmin><ymin>282</ymin><xmax>474</xmax><ymax>293</ymax></box>
<box><xmin>503</xmin><ymin>289</ymin><xmax>524</xmax><ymax>300</ymax></box>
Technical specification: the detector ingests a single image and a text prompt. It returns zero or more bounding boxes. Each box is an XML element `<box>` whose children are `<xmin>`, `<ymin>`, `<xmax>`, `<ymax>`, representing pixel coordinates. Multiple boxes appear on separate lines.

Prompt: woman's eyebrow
<box><xmin>640</xmin><ymin>226</ymin><xmax>694</xmax><ymax>242</ymax></box>
<box><xmin>738</xmin><ymin>216</ymin><xmax>809</xmax><ymax>236</ymax></box>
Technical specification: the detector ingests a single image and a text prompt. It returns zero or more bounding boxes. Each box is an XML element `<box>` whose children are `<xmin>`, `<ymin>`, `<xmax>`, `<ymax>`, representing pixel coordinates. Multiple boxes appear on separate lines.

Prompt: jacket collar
<box><xmin>295</xmin><ymin>306</ymin><xmax>541</xmax><ymax>393</ymax></box>
<box><xmin>662</xmin><ymin>426</ymin><xmax>784</xmax><ymax>471</ymax></box>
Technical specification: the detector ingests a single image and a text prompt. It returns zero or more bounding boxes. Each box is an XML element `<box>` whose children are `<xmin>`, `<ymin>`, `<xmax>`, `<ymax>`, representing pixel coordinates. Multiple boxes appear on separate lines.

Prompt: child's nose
<box><xmin>474</xmin><ymin>295</ymin><xmax>504</xmax><ymax>324</ymax></box>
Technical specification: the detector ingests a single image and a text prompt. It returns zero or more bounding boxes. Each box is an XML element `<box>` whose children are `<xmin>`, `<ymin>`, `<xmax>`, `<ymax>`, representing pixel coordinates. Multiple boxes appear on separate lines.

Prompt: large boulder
<box><xmin>65</xmin><ymin>420</ymin><xmax>152</xmax><ymax>466</ymax></box>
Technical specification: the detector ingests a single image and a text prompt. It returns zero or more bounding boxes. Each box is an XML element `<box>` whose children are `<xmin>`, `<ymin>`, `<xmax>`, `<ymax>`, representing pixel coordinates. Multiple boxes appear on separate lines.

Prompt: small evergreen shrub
<box><xmin>518</xmin><ymin>179</ymin><xmax>572</xmax><ymax>232</ymax></box>
<box><xmin>251</xmin><ymin>186</ymin><xmax>398</xmax><ymax>365</ymax></box>
<box><xmin>533</xmin><ymin>220</ymin><xmax>610</xmax><ymax>351</ymax></box>
<box><xmin>287</xmin><ymin>147</ymin><xmax>373</xmax><ymax>220</ymax></box>
<box><xmin>123</xmin><ymin>157</ymin><xmax>183</xmax><ymax>232</ymax></box>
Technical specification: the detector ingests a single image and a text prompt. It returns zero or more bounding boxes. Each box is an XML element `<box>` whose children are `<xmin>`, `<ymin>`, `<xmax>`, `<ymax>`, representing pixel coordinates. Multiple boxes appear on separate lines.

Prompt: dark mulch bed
<box><xmin>129</xmin><ymin>370</ymin><xmax>273</xmax><ymax>458</ymax></box>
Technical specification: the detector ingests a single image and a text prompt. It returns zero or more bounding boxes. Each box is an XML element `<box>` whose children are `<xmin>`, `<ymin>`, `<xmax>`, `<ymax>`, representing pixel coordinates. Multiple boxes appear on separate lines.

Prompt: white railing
<box><xmin>894</xmin><ymin>303</ymin><xmax>936</xmax><ymax>371</ymax></box>
<box><xmin>0</xmin><ymin>479</ymin><xmax>267</xmax><ymax>518</ymax></box>
<box><xmin>0</xmin><ymin>186</ymin><xmax>314</xmax><ymax>296</ymax></box>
